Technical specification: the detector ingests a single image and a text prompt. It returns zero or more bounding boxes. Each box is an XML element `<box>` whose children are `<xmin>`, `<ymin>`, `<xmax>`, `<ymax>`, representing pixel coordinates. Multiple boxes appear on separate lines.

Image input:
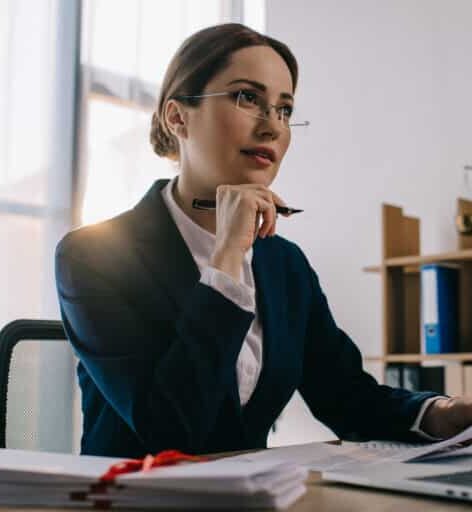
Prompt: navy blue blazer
<box><xmin>55</xmin><ymin>179</ymin><xmax>437</xmax><ymax>457</ymax></box>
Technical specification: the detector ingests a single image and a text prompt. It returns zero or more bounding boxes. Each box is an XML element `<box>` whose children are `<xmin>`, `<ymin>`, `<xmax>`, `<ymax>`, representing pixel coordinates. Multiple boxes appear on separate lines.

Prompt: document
<box><xmin>230</xmin><ymin>433</ymin><xmax>472</xmax><ymax>472</ymax></box>
<box><xmin>229</xmin><ymin>441</ymin><xmax>418</xmax><ymax>471</ymax></box>
<box><xmin>398</xmin><ymin>424</ymin><xmax>472</xmax><ymax>463</ymax></box>
<box><xmin>0</xmin><ymin>449</ymin><xmax>308</xmax><ymax>509</ymax></box>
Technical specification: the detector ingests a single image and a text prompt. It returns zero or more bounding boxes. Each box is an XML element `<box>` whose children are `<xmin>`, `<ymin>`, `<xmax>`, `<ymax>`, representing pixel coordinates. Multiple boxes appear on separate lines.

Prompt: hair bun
<box><xmin>150</xmin><ymin>112</ymin><xmax>179</xmax><ymax>160</ymax></box>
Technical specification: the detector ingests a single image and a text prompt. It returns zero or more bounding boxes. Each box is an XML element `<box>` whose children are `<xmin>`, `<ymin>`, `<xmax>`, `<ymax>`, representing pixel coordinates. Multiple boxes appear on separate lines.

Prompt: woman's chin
<box><xmin>239</xmin><ymin>169</ymin><xmax>274</xmax><ymax>186</ymax></box>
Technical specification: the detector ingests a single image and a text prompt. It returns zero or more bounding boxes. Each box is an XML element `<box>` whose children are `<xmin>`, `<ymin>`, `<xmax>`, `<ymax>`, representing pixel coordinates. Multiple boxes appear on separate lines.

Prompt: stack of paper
<box><xmin>0</xmin><ymin>449</ymin><xmax>308</xmax><ymax>509</ymax></box>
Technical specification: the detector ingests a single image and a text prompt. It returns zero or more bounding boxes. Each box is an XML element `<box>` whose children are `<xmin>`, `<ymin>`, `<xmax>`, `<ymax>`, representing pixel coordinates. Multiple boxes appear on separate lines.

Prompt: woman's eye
<box><xmin>284</xmin><ymin>105</ymin><xmax>293</xmax><ymax>117</ymax></box>
<box><xmin>281</xmin><ymin>105</ymin><xmax>294</xmax><ymax>117</ymax></box>
<box><xmin>239</xmin><ymin>90</ymin><xmax>258</xmax><ymax>103</ymax></box>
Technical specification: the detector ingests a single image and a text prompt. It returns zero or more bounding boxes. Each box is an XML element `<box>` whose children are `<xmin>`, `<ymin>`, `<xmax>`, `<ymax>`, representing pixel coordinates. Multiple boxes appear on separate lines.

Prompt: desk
<box><xmin>2</xmin><ymin>472</ymin><xmax>470</xmax><ymax>511</ymax></box>
<box><xmin>294</xmin><ymin>472</ymin><xmax>471</xmax><ymax>511</ymax></box>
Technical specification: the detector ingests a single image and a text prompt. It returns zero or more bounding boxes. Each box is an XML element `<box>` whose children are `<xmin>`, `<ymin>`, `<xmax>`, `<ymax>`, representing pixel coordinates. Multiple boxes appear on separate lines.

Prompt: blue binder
<box><xmin>420</xmin><ymin>264</ymin><xmax>459</xmax><ymax>354</ymax></box>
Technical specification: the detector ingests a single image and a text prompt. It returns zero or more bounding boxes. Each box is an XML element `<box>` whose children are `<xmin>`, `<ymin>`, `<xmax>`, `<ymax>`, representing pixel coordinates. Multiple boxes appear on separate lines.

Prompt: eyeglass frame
<box><xmin>170</xmin><ymin>90</ymin><xmax>310</xmax><ymax>129</ymax></box>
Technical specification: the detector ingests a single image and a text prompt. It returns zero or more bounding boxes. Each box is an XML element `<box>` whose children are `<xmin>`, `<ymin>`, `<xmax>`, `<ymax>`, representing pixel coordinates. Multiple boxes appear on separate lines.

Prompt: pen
<box><xmin>192</xmin><ymin>199</ymin><xmax>303</xmax><ymax>215</ymax></box>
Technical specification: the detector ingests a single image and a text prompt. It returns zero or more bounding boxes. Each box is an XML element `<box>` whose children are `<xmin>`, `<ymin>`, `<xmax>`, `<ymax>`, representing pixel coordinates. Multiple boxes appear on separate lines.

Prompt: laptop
<box><xmin>323</xmin><ymin>459</ymin><xmax>472</xmax><ymax>502</ymax></box>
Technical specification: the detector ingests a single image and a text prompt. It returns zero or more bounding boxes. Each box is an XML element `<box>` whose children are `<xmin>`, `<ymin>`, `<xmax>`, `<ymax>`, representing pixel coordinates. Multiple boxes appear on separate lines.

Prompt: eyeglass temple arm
<box><xmin>289</xmin><ymin>121</ymin><xmax>310</xmax><ymax>126</ymax></box>
<box><xmin>174</xmin><ymin>92</ymin><xmax>229</xmax><ymax>99</ymax></box>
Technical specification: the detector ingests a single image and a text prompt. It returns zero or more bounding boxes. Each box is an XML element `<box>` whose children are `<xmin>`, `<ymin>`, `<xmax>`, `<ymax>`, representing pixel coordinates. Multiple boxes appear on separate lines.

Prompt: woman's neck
<box><xmin>173</xmin><ymin>173</ymin><xmax>217</xmax><ymax>235</ymax></box>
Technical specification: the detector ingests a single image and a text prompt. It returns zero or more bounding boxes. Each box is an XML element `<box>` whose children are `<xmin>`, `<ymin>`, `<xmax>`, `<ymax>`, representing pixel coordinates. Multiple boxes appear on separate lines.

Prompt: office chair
<box><xmin>0</xmin><ymin>319</ymin><xmax>68</xmax><ymax>449</ymax></box>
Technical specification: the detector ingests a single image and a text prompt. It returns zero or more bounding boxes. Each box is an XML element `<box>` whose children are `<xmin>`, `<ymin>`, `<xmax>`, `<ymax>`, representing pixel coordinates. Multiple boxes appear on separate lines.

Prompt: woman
<box><xmin>56</xmin><ymin>23</ymin><xmax>471</xmax><ymax>458</ymax></box>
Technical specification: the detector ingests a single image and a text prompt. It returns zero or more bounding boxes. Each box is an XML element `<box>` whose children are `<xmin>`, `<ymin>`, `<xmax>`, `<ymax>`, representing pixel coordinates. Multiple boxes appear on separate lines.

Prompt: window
<box><xmin>1</xmin><ymin>0</ymin><xmax>79</xmax><ymax>452</ymax></box>
<box><xmin>80</xmin><ymin>0</ymin><xmax>228</xmax><ymax>225</ymax></box>
<box><xmin>79</xmin><ymin>0</ymin><xmax>266</xmax><ymax>225</ymax></box>
<box><xmin>0</xmin><ymin>0</ymin><xmax>59</xmax><ymax>325</ymax></box>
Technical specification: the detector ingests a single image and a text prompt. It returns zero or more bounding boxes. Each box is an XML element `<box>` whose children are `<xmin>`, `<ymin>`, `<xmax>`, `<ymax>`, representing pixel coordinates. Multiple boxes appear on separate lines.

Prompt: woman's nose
<box><xmin>256</xmin><ymin>118</ymin><xmax>282</xmax><ymax>140</ymax></box>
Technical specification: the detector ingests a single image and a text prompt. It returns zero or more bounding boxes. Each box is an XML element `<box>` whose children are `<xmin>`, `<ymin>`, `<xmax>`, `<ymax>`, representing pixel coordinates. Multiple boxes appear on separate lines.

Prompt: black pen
<box><xmin>192</xmin><ymin>199</ymin><xmax>303</xmax><ymax>215</ymax></box>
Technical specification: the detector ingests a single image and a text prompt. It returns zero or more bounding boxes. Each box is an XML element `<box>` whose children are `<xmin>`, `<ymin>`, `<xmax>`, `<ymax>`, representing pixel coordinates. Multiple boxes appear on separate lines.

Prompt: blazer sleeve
<box><xmin>298</xmin><ymin>261</ymin><xmax>439</xmax><ymax>442</ymax></box>
<box><xmin>55</xmin><ymin>244</ymin><xmax>254</xmax><ymax>454</ymax></box>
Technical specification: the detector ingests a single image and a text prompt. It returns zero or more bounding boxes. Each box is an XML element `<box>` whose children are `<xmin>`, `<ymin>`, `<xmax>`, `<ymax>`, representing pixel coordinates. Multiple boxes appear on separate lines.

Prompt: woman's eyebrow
<box><xmin>226</xmin><ymin>78</ymin><xmax>294</xmax><ymax>101</ymax></box>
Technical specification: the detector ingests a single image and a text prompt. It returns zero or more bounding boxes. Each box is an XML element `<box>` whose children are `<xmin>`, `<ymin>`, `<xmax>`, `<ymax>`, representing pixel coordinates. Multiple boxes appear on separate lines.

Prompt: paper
<box><xmin>234</xmin><ymin>430</ymin><xmax>472</xmax><ymax>469</ymax></box>
<box><xmin>355</xmin><ymin>440</ymin><xmax>425</xmax><ymax>452</ymax></box>
<box><xmin>397</xmin><ymin>424</ymin><xmax>472</xmax><ymax>463</ymax></box>
<box><xmin>228</xmin><ymin>438</ymin><xmax>472</xmax><ymax>472</ymax></box>
<box><xmin>120</xmin><ymin>458</ymin><xmax>307</xmax><ymax>493</ymax></box>
<box><xmin>229</xmin><ymin>441</ymin><xmax>421</xmax><ymax>471</ymax></box>
<box><xmin>417</xmin><ymin>444</ymin><xmax>472</xmax><ymax>462</ymax></box>
<box><xmin>0</xmin><ymin>448</ymin><xmax>308</xmax><ymax>510</ymax></box>
<box><xmin>0</xmin><ymin>449</ymin><xmax>120</xmax><ymax>483</ymax></box>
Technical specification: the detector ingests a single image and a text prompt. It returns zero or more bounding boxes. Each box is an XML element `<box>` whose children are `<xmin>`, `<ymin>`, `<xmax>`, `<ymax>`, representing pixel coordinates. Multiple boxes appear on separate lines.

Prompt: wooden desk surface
<box><xmin>2</xmin><ymin>472</ymin><xmax>470</xmax><ymax>511</ymax></box>
<box><xmin>294</xmin><ymin>472</ymin><xmax>471</xmax><ymax>511</ymax></box>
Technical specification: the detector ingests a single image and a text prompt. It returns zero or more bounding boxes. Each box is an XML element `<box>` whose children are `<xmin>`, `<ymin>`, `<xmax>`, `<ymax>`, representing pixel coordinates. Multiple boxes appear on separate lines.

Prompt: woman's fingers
<box><xmin>256</xmin><ymin>198</ymin><xmax>277</xmax><ymax>238</ymax></box>
<box><xmin>253</xmin><ymin>211</ymin><xmax>261</xmax><ymax>242</ymax></box>
<box><xmin>216</xmin><ymin>184</ymin><xmax>285</xmax><ymax>244</ymax></box>
<box><xmin>270</xmin><ymin>190</ymin><xmax>290</xmax><ymax>217</ymax></box>
<box><xmin>269</xmin><ymin>214</ymin><xmax>278</xmax><ymax>236</ymax></box>
<box><xmin>252</xmin><ymin>188</ymin><xmax>287</xmax><ymax>237</ymax></box>
<box><xmin>270</xmin><ymin>190</ymin><xmax>287</xmax><ymax>206</ymax></box>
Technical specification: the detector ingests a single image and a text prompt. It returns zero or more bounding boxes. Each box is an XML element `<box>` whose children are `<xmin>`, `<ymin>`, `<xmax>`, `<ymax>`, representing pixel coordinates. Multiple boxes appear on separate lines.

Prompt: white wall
<box><xmin>267</xmin><ymin>0</ymin><xmax>472</xmax><ymax>446</ymax></box>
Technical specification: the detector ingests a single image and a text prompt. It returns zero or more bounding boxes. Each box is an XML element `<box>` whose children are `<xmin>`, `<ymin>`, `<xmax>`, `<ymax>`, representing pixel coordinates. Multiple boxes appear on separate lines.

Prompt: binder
<box><xmin>403</xmin><ymin>364</ymin><xmax>420</xmax><ymax>391</ymax></box>
<box><xmin>385</xmin><ymin>362</ymin><xmax>463</xmax><ymax>395</ymax></box>
<box><xmin>419</xmin><ymin>365</ymin><xmax>444</xmax><ymax>394</ymax></box>
<box><xmin>420</xmin><ymin>264</ymin><xmax>459</xmax><ymax>354</ymax></box>
<box><xmin>385</xmin><ymin>364</ymin><xmax>402</xmax><ymax>387</ymax></box>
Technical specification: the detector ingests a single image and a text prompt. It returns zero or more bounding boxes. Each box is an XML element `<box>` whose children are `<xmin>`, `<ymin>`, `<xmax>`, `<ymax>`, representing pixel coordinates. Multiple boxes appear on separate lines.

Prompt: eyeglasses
<box><xmin>172</xmin><ymin>89</ymin><xmax>310</xmax><ymax>131</ymax></box>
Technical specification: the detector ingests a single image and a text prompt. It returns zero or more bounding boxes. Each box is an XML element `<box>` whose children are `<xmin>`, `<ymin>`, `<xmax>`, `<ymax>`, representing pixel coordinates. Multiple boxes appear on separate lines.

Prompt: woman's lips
<box><xmin>241</xmin><ymin>151</ymin><xmax>272</xmax><ymax>167</ymax></box>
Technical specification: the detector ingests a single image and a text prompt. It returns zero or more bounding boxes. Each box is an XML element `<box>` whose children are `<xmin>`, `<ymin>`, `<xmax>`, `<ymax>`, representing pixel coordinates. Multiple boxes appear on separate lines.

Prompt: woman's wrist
<box><xmin>210</xmin><ymin>247</ymin><xmax>245</xmax><ymax>282</ymax></box>
<box><xmin>419</xmin><ymin>397</ymin><xmax>453</xmax><ymax>438</ymax></box>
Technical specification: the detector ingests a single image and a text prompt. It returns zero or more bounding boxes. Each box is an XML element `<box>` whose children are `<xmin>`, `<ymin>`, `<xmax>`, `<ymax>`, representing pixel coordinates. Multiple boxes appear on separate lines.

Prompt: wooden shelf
<box><xmin>364</xmin><ymin>248</ymin><xmax>472</xmax><ymax>273</ymax></box>
<box><xmin>362</xmin><ymin>201</ymin><xmax>472</xmax><ymax>374</ymax></box>
<box><xmin>363</xmin><ymin>265</ymin><xmax>421</xmax><ymax>273</ymax></box>
<box><xmin>365</xmin><ymin>353</ymin><xmax>472</xmax><ymax>363</ymax></box>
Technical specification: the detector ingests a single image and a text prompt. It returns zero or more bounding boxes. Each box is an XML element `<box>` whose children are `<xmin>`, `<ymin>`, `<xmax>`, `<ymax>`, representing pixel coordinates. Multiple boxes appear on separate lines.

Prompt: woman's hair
<box><xmin>150</xmin><ymin>23</ymin><xmax>298</xmax><ymax>162</ymax></box>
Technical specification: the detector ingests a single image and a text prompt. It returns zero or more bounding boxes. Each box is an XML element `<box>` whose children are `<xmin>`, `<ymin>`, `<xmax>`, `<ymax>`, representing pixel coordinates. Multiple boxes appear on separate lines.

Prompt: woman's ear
<box><xmin>165</xmin><ymin>99</ymin><xmax>188</xmax><ymax>138</ymax></box>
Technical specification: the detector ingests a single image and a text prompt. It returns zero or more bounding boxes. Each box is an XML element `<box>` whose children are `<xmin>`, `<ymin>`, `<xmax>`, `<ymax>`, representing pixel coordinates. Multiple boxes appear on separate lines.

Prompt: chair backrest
<box><xmin>0</xmin><ymin>319</ymin><xmax>68</xmax><ymax>449</ymax></box>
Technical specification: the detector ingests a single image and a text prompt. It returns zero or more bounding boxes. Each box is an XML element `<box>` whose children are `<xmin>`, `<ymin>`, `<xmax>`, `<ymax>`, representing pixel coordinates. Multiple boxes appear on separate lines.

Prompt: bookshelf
<box><xmin>364</xmin><ymin>199</ymin><xmax>472</xmax><ymax>370</ymax></box>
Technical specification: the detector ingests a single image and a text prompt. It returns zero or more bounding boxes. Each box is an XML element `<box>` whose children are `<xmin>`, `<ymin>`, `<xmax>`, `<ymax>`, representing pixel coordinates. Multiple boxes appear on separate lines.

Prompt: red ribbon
<box><xmin>100</xmin><ymin>450</ymin><xmax>208</xmax><ymax>483</ymax></box>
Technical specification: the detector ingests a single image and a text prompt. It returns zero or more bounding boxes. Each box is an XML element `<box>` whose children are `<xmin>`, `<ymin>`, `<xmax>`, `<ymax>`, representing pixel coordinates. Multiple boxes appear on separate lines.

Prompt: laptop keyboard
<box><xmin>410</xmin><ymin>470</ymin><xmax>472</xmax><ymax>487</ymax></box>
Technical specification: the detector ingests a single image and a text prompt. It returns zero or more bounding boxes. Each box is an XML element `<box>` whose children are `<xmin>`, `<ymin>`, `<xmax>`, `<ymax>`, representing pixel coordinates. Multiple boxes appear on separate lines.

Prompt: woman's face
<box><xmin>179</xmin><ymin>45</ymin><xmax>294</xmax><ymax>192</ymax></box>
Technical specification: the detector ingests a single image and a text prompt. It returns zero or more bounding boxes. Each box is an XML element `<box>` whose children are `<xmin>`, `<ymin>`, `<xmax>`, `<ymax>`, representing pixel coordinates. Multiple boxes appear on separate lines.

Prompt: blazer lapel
<box><xmin>245</xmin><ymin>238</ymin><xmax>285</xmax><ymax>408</ymax></box>
<box><xmin>131</xmin><ymin>179</ymin><xmax>201</xmax><ymax>312</ymax></box>
<box><xmin>243</xmin><ymin>239</ymin><xmax>294</xmax><ymax>432</ymax></box>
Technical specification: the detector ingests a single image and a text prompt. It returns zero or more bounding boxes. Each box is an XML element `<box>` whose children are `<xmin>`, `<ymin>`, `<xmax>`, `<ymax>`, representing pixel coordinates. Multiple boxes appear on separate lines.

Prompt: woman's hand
<box><xmin>210</xmin><ymin>184</ymin><xmax>288</xmax><ymax>281</ymax></box>
<box><xmin>420</xmin><ymin>396</ymin><xmax>472</xmax><ymax>439</ymax></box>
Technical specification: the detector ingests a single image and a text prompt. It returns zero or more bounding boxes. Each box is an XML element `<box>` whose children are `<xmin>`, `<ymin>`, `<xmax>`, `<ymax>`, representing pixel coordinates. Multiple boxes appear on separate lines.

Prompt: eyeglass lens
<box><xmin>235</xmin><ymin>90</ymin><xmax>294</xmax><ymax>129</ymax></box>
